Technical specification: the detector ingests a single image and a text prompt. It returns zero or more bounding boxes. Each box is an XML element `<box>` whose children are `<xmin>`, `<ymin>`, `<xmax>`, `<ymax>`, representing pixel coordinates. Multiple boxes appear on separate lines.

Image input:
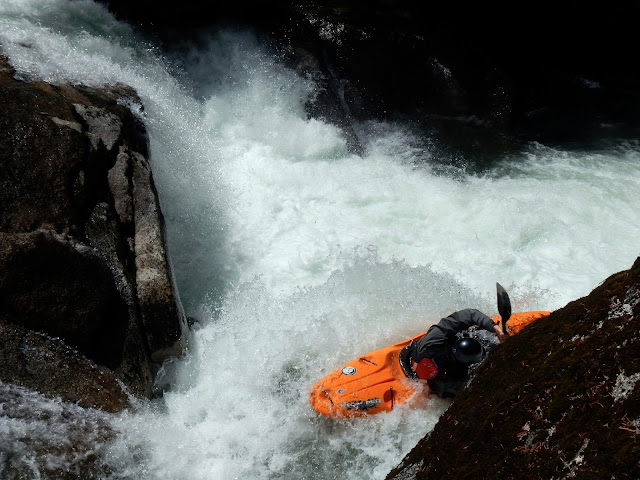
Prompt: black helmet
<box><xmin>452</xmin><ymin>338</ymin><xmax>483</xmax><ymax>365</ymax></box>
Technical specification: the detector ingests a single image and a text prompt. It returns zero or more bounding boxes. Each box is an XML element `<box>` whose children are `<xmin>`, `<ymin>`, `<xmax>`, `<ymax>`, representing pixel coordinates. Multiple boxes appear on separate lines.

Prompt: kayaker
<box><xmin>399</xmin><ymin>309</ymin><xmax>507</xmax><ymax>398</ymax></box>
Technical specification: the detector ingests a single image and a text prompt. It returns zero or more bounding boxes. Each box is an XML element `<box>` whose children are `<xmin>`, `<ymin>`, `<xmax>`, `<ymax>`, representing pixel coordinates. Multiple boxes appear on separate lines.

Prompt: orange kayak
<box><xmin>309</xmin><ymin>310</ymin><xmax>549</xmax><ymax>418</ymax></box>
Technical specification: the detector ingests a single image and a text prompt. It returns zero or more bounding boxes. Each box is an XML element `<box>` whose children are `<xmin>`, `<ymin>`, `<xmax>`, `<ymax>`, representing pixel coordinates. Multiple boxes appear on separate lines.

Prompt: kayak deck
<box><xmin>309</xmin><ymin>333</ymin><xmax>423</xmax><ymax>418</ymax></box>
<box><xmin>309</xmin><ymin>310</ymin><xmax>550</xmax><ymax>418</ymax></box>
<box><xmin>493</xmin><ymin>310</ymin><xmax>549</xmax><ymax>335</ymax></box>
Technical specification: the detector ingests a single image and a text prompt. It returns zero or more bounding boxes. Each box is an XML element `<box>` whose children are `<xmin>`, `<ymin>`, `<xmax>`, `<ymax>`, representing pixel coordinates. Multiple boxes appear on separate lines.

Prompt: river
<box><xmin>1</xmin><ymin>1</ymin><xmax>639</xmax><ymax>479</ymax></box>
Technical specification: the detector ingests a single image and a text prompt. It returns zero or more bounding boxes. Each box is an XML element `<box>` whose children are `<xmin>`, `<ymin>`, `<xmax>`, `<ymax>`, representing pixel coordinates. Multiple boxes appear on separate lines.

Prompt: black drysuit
<box><xmin>400</xmin><ymin>309</ymin><xmax>497</xmax><ymax>398</ymax></box>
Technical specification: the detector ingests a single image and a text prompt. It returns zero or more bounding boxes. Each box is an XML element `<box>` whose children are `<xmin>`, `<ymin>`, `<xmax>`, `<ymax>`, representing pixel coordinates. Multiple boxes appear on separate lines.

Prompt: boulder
<box><xmin>0</xmin><ymin>321</ymin><xmax>130</xmax><ymax>413</ymax></box>
<box><xmin>0</xmin><ymin>230</ymin><xmax>129</xmax><ymax>369</ymax></box>
<box><xmin>0</xmin><ymin>55</ymin><xmax>187</xmax><ymax>409</ymax></box>
<box><xmin>387</xmin><ymin>257</ymin><xmax>640</xmax><ymax>479</ymax></box>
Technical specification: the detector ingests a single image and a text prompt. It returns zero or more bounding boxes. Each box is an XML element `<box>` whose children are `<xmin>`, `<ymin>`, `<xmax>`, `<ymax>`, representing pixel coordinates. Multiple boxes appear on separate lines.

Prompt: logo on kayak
<box><xmin>341</xmin><ymin>366</ymin><xmax>357</xmax><ymax>376</ymax></box>
<box><xmin>341</xmin><ymin>398</ymin><xmax>381</xmax><ymax>411</ymax></box>
<box><xmin>337</xmin><ymin>389</ymin><xmax>346</xmax><ymax>394</ymax></box>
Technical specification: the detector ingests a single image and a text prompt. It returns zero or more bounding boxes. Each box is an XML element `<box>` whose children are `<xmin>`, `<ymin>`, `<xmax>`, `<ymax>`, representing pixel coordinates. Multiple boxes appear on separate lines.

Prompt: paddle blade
<box><xmin>497</xmin><ymin>283</ymin><xmax>512</xmax><ymax>334</ymax></box>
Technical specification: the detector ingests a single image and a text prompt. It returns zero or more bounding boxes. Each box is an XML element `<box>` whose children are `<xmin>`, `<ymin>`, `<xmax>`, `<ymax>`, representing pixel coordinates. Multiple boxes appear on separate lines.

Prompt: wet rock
<box><xmin>387</xmin><ymin>257</ymin><xmax>640</xmax><ymax>480</ymax></box>
<box><xmin>73</xmin><ymin>103</ymin><xmax>123</xmax><ymax>151</ymax></box>
<box><xmin>270</xmin><ymin>2</ymin><xmax>640</xmax><ymax>160</ymax></box>
<box><xmin>131</xmin><ymin>148</ymin><xmax>187</xmax><ymax>362</ymax></box>
<box><xmin>0</xmin><ymin>322</ymin><xmax>130</xmax><ymax>413</ymax></box>
<box><xmin>0</xmin><ymin>230</ymin><xmax>129</xmax><ymax>369</ymax></box>
<box><xmin>98</xmin><ymin>1</ymin><xmax>640</xmax><ymax>159</ymax></box>
<box><xmin>0</xmin><ymin>54</ymin><xmax>187</xmax><ymax>408</ymax></box>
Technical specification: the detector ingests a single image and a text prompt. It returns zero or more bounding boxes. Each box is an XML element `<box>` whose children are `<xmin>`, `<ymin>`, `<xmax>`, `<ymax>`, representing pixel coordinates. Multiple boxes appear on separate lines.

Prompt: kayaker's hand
<box><xmin>493</xmin><ymin>324</ymin><xmax>508</xmax><ymax>343</ymax></box>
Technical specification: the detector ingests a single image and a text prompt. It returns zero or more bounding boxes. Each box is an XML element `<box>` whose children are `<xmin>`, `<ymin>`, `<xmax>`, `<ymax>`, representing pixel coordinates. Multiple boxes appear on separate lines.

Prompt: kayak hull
<box><xmin>309</xmin><ymin>310</ymin><xmax>549</xmax><ymax>418</ymax></box>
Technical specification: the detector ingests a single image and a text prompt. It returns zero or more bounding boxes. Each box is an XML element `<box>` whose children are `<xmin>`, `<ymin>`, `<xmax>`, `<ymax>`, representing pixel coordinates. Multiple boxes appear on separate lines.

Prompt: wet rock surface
<box><xmin>101</xmin><ymin>1</ymin><xmax>640</xmax><ymax>161</ymax></box>
<box><xmin>0</xmin><ymin>322</ymin><xmax>130</xmax><ymax>413</ymax></box>
<box><xmin>0</xmin><ymin>54</ymin><xmax>187</xmax><ymax>409</ymax></box>
<box><xmin>0</xmin><ymin>230</ymin><xmax>129</xmax><ymax>370</ymax></box>
<box><xmin>387</xmin><ymin>257</ymin><xmax>640</xmax><ymax>480</ymax></box>
<box><xmin>271</xmin><ymin>2</ymin><xmax>640</xmax><ymax>161</ymax></box>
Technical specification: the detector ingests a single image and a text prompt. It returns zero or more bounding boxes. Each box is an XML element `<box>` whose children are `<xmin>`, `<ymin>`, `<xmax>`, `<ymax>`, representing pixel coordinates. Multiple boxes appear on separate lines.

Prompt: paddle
<box><xmin>496</xmin><ymin>283</ymin><xmax>512</xmax><ymax>335</ymax></box>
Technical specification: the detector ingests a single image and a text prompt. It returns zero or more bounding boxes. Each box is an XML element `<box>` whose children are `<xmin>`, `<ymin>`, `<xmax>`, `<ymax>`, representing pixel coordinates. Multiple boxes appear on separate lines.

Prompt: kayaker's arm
<box><xmin>439</xmin><ymin>309</ymin><xmax>508</xmax><ymax>343</ymax></box>
<box><xmin>441</xmin><ymin>308</ymin><xmax>498</xmax><ymax>333</ymax></box>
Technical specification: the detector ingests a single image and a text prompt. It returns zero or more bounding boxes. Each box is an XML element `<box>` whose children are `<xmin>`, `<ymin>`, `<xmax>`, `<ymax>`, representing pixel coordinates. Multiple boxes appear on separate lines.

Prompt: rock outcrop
<box><xmin>387</xmin><ymin>257</ymin><xmax>640</xmax><ymax>479</ymax></box>
<box><xmin>0</xmin><ymin>55</ymin><xmax>187</xmax><ymax>410</ymax></box>
<box><xmin>100</xmin><ymin>1</ymin><xmax>640</xmax><ymax>161</ymax></box>
<box><xmin>269</xmin><ymin>3</ymin><xmax>640</xmax><ymax>159</ymax></box>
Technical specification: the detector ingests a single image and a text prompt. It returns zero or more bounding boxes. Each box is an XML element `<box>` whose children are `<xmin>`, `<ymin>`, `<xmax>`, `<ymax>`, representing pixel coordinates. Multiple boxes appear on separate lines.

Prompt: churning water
<box><xmin>1</xmin><ymin>1</ymin><xmax>640</xmax><ymax>478</ymax></box>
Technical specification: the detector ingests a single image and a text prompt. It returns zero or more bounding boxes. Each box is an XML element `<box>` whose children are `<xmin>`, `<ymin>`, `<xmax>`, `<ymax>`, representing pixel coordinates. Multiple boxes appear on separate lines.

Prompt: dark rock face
<box><xmin>0</xmin><ymin>55</ymin><xmax>187</xmax><ymax>409</ymax></box>
<box><xmin>0</xmin><ymin>230</ymin><xmax>129</xmax><ymax>369</ymax></box>
<box><xmin>0</xmin><ymin>322</ymin><xmax>130</xmax><ymax>413</ymax></box>
<box><xmin>98</xmin><ymin>1</ymin><xmax>640</xmax><ymax>161</ymax></box>
<box><xmin>387</xmin><ymin>257</ymin><xmax>640</xmax><ymax>480</ymax></box>
<box><xmin>269</xmin><ymin>2</ymin><xmax>640</xmax><ymax>159</ymax></box>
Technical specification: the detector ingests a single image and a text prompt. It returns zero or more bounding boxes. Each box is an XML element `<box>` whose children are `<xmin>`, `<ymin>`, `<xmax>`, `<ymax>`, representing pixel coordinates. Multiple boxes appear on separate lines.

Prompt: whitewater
<box><xmin>1</xmin><ymin>1</ymin><xmax>640</xmax><ymax>479</ymax></box>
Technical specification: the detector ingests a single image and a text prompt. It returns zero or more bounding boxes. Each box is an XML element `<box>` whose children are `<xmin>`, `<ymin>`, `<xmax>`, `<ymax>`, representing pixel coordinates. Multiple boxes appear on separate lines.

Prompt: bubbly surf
<box><xmin>1</xmin><ymin>1</ymin><xmax>640</xmax><ymax>478</ymax></box>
